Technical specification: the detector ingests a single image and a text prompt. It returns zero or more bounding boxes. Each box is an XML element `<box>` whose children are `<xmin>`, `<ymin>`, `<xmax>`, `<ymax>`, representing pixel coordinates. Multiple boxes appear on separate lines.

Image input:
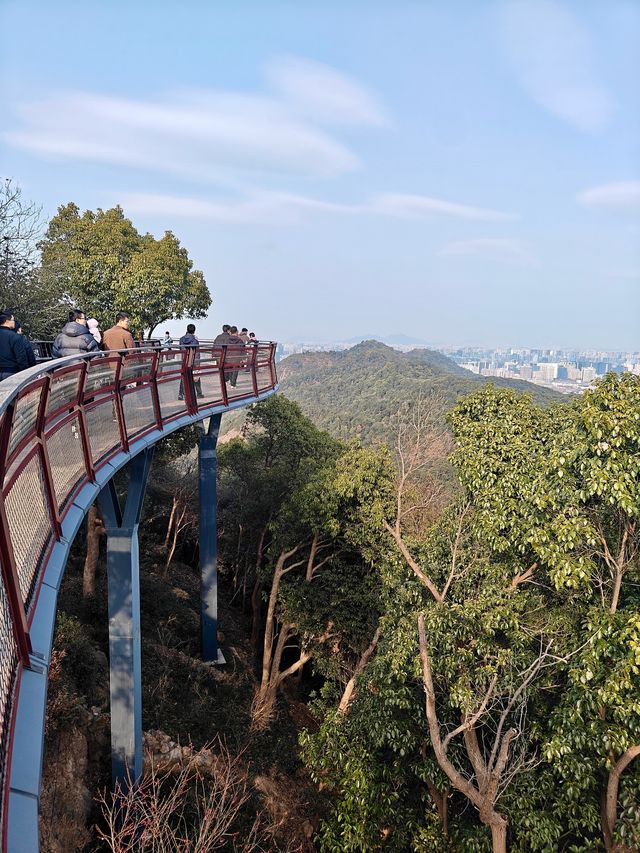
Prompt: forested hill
<box><xmin>277</xmin><ymin>340</ymin><xmax>566</xmax><ymax>443</ymax></box>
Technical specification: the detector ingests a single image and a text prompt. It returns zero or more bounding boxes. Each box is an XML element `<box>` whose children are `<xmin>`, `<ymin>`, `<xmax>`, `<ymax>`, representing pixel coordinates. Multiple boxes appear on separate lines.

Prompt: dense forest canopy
<box><xmin>218</xmin><ymin>376</ymin><xmax>639</xmax><ymax>852</ymax></box>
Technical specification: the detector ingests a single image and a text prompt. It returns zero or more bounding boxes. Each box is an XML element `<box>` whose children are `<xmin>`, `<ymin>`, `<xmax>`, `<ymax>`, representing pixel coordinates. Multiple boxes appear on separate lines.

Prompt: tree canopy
<box><xmin>38</xmin><ymin>202</ymin><xmax>211</xmax><ymax>337</ymax></box>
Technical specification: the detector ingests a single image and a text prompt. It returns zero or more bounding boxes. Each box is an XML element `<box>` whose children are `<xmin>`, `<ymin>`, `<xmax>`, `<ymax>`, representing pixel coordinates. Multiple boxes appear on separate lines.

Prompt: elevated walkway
<box><xmin>0</xmin><ymin>343</ymin><xmax>278</xmax><ymax>851</ymax></box>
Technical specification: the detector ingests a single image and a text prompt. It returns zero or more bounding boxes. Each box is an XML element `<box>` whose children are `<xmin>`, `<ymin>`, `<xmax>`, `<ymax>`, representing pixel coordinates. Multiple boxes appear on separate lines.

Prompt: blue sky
<box><xmin>1</xmin><ymin>0</ymin><xmax>638</xmax><ymax>349</ymax></box>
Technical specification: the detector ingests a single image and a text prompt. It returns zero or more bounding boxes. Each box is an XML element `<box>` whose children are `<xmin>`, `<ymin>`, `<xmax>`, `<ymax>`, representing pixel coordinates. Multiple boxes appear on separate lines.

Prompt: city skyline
<box><xmin>1</xmin><ymin>1</ymin><xmax>639</xmax><ymax>349</ymax></box>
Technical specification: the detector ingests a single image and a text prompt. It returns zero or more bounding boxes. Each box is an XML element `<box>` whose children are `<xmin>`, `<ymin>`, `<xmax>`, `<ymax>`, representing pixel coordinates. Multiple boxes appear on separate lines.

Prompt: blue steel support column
<box><xmin>199</xmin><ymin>414</ymin><xmax>224</xmax><ymax>663</ymax></box>
<box><xmin>98</xmin><ymin>447</ymin><xmax>154</xmax><ymax>788</ymax></box>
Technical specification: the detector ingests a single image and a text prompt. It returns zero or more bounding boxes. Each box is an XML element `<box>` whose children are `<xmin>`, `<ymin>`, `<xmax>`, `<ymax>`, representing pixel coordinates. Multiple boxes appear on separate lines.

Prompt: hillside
<box><xmin>276</xmin><ymin>340</ymin><xmax>566</xmax><ymax>444</ymax></box>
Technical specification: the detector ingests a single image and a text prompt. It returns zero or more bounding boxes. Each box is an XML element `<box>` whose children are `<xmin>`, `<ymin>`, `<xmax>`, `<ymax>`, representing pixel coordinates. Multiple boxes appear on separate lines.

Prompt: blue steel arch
<box><xmin>0</xmin><ymin>344</ymin><xmax>278</xmax><ymax>852</ymax></box>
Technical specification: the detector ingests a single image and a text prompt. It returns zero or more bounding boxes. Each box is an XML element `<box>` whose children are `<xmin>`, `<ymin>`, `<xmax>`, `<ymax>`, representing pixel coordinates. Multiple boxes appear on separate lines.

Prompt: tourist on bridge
<box><xmin>14</xmin><ymin>321</ymin><xmax>37</xmax><ymax>367</ymax></box>
<box><xmin>238</xmin><ymin>327</ymin><xmax>250</xmax><ymax>343</ymax></box>
<box><xmin>103</xmin><ymin>312</ymin><xmax>135</xmax><ymax>353</ymax></box>
<box><xmin>178</xmin><ymin>323</ymin><xmax>203</xmax><ymax>400</ymax></box>
<box><xmin>52</xmin><ymin>309</ymin><xmax>100</xmax><ymax>359</ymax></box>
<box><xmin>0</xmin><ymin>310</ymin><xmax>31</xmax><ymax>380</ymax></box>
<box><xmin>87</xmin><ymin>318</ymin><xmax>102</xmax><ymax>344</ymax></box>
<box><xmin>248</xmin><ymin>332</ymin><xmax>257</xmax><ymax>345</ymax></box>
<box><xmin>163</xmin><ymin>331</ymin><xmax>173</xmax><ymax>348</ymax></box>
<box><xmin>213</xmin><ymin>324</ymin><xmax>231</xmax><ymax>346</ymax></box>
<box><xmin>225</xmin><ymin>325</ymin><xmax>245</xmax><ymax>388</ymax></box>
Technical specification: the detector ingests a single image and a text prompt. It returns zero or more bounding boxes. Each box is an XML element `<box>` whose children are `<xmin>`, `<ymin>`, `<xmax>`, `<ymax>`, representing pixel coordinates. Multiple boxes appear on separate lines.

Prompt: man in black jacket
<box><xmin>0</xmin><ymin>310</ymin><xmax>31</xmax><ymax>381</ymax></box>
<box><xmin>52</xmin><ymin>309</ymin><xmax>100</xmax><ymax>358</ymax></box>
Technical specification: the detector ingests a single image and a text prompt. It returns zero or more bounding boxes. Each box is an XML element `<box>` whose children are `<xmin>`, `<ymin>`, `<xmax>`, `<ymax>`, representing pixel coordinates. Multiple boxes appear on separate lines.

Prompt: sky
<box><xmin>1</xmin><ymin>0</ymin><xmax>639</xmax><ymax>350</ymax></box>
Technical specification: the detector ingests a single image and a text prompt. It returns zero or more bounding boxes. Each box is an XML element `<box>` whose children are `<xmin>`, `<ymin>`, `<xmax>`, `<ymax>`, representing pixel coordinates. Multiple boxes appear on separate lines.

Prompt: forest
<box><xmin>2</xmin><ymin>182</ymin><xmax>639</xmax><ymax>852</ymax></box>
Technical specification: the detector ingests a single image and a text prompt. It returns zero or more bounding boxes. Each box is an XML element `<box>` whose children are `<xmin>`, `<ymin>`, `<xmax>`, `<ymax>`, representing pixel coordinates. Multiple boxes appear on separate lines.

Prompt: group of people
<box><xmin>0</xmin><ymin>308</ymin><xmax>261</xmax><ymax>390</ymax></box>
<box><xmin>170</xmin><ymin>324</ymin><xmax>259</xmax><ymax>388</ymax></box>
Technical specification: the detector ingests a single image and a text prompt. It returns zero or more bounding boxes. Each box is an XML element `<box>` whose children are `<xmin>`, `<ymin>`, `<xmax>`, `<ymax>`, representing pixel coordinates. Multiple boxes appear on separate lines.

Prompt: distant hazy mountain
<box><xmin>276</xmin><ymin>340</ymin><xmax>565</xmax><ymax>444</ymax></box>
<box><xmin>342</xmin><ymin>333</ymin><xmax>431</xmax><ymax>346</ymax></box>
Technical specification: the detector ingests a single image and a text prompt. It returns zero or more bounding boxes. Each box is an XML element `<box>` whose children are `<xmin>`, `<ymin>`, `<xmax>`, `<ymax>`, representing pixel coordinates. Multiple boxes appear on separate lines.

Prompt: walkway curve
<box><xmin>0</xmin><ymin>343</ymin><xmax>278</xmax><ymax>851</ymax></box>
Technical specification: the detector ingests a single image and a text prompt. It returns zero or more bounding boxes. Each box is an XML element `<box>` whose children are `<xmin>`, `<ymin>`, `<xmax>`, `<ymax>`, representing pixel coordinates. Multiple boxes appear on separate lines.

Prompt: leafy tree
<box><xmin>38</xmin><ymin>203</ymin><xmax>210</xmax><ymax>337</ymax></box>
<box><xmin>0</xmin><ymin>178</ymin><xmax>63</xmax><ymax>336</ymax></box>
<box><xmin>301</xmin><ymin>376</ymin><xmax>639</xmax><ymax>852</ymax></box>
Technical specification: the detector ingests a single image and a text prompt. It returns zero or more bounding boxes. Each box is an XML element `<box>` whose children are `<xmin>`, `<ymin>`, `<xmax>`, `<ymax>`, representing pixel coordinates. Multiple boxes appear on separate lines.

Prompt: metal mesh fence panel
<box><xmin>227</xmin><ymin>369</ymin><xmax>254</xmax><ymax>400</ymax></box>
<box><xmin>157</xmin><ymin>379</ymin><xmax>187</xmax><ymax>420</ymax></box>
<box><xmin>47</xmin><ymin>370</ymin><xmax>81</xmax><ymax>416</ymax></box>
<box><xmin>3</xmin><ymin>453</ymin><xmax>51</xmax><ymax>607</ymax></box>
<box><xmin>0</xmin><ymin>575</ymin><xmax>18</xmax><ymax>839</ymax></box>
<box><xmin>157</xmin><ymin>354</ymin><xmax>182</xmax><ymax>375</ymax></box>
<box><xmin>86</xmin><ymin>401</ymin><xmax>123</xmax><ymax>464</ymax></box>
<box><xmin>85</xmin><ymin>358</ymin><xmax>118</xmax><ymax>395</ymax></box>
<box><xmin>192</xmin><ymin>372</ymin><xmax>224</xmax><ymax>408</ymax></box>
<box><xmin>122</xmin><ymin>386</ymin><xmax>156</xmax><ymax>439</ymax></box>
<box><xmin>121</xmin><ymin>356</ymin><xmax>153</xmax><ymax>384</ymax></box>
<box><xmin>256</xmin><ymin>365</ymin><xmax>275</xmax><ymax>392</ymax></box>
<box><xmin>8</xmin><ymin>387</ymin><xmax>41</xmax><ymax>458</ymax></box>
<box><xmin>46</xmin><ymin>415</ymin><xmax>87</xmax><ymax>511</ymax></box>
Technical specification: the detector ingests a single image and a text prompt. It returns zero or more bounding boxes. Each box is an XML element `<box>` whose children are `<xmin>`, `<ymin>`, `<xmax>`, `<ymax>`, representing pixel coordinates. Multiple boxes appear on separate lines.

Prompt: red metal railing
<box><xmin>0</xmin><ymin>342</ymin><xmax>277</xmax><ymax>843</ymax></box>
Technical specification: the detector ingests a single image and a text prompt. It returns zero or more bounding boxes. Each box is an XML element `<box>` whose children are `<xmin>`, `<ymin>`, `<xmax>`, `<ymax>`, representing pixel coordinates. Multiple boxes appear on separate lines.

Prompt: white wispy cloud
<box><xmin>370</xmin><ymin>193</ymin><xmax>516</xmax><ymax>221</ymax></box>
<box><xmin>498</xmin><ymin>0</ymin><xmax>614</xmax><ymax>132</ymax></box>
<box><xmin>5</xmin><ymin>90</ymin><xmax>359</xmax><ymax>179</ymax></box>
<box><xmin>121</xmin><ymin>190</ymin><xmax>516</xmax><ymax>226</ymax></box>
<box><xmin>439</xmin><ymin>238</ymin><xmax>535</xmax><ymax>265</ymax></box>
<box><xmin>267</xmin><ymin>56</ymin><xmax>388</xmax><ymax>126</ymax></box>
<box><xmin>577</xmin><ymin>181</ymin><xmax>640</xmax><ymax>210</ymax></box>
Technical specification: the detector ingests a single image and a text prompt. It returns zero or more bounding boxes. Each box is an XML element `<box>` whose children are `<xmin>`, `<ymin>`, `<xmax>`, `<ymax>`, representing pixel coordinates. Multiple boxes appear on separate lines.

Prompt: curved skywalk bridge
<box><xmin>0</xmin><ymin>343</ymin><xmax>278</xmax><ymax>851</ymax></box>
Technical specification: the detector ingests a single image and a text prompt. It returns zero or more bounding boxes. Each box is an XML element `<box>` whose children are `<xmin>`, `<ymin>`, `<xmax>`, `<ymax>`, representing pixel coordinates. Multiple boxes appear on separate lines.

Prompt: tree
<box><xmin>39</xmin><ymin>203</ymin><xmax>211</xmax><ymax>337</ymax></box>
<box><xmin>448</xmin><ymin>377</ymin><xmax>640</xmax><ymax>851</ymax></box>
<box><xmin>0</xmin><ymin>178</ymin><xmax>63</xmax><ymax>336</ymax></box>
<box><xmin>302</xmin><ymin>379</ymin><xmax>639</xmax><ymax>851</ymax></box>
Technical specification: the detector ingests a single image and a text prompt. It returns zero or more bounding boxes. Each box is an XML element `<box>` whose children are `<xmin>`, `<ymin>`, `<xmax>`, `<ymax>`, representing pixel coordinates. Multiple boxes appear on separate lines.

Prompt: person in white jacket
<box><xmin>87</xmin><ymin>318</ymin><xmax>102</xmax><ymax>344</ymax></box>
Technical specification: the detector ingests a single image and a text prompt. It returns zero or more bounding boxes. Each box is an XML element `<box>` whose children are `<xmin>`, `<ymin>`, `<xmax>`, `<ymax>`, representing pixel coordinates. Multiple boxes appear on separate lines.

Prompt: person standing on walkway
<box><xmin>163</xmin><ymin>331</ymin><xmax>173</xmax><ymax>348</ymax></box>
<box><xmin>52</xmin><ymin>309</ymin><xmax>100</xmax><ymax>358</ymax></box>
<box><xmin>103</xmin><ymin>312</ymin><xmax>135</xmax><ymax>353</ymax></box>
<box><xmin>238</xmin><ymin>327</ymin><xmax>250</xmax><ymax>343</ymax></box>
<box><xmin>213</xmin><ymin>324</ymin><xmax>231</xmax><ymax>346</ymax></box>
<box><xmin>178</xmin><ymin>323</ymin><xmax>202</xmax><ymax>400</ymax></box>
<box><xmin>0</xmin><ymin>310</ymin><xmax>30</xmax><ymax>380</ymax></box>
<box><xmin>14</xmin><ymin>321</ymin><xmax>37</xmax><ymax>367</ymax></box>
<box><xmin>226</xmin><ymin>325</ymin><xmax>245</xmax><ymax>388</ymax></box>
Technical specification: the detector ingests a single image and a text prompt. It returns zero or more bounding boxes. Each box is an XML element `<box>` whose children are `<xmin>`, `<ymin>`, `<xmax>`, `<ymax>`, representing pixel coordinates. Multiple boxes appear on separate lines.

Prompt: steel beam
<box><xmin>198</xmin><ymin>414</ymin><xmax>224</xmax><ymax>664</ymax></box>
<box><xmin>98</xmin><ymin>447</ymin><xmax>154</xmax><ymax>788</ymax></box>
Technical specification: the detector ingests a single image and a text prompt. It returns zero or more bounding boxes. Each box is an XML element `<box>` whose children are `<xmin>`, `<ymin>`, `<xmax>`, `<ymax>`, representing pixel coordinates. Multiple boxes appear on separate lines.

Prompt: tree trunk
<box><xmin>83</xmin><ymin>503</ymin><xmax>104</xmax><ymax>598</ymax></box>
<box><xmin>489</xmin><ymin>819</ymin><xmax>507</xmax><ymax>853</ymax></box>
<box><xmin>164</xmin><ymin>495</ymin><xmax>178</xmax><ymax>548</ymax></box>
<box><xmin>250</xmin><ymin>578</ymin><xmax>263</xmax><ymax>655</ymax></box>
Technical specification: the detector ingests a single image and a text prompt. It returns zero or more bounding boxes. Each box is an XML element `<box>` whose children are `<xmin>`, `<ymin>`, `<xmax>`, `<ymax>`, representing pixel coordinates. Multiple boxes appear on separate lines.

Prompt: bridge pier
<box><xmin>198</xmin><ymin>414</ymin><xmax>225</xmax><ymax>664</ymax></box>
<box><xmin>98</xmin><ymin>447</ymin><xmax>154</xmax><ymax>789</ymax></box>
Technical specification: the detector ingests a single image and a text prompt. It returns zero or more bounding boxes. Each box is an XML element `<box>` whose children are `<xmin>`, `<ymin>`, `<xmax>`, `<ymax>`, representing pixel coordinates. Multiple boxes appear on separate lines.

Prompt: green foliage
<box><xmin>38</xmin><ymin>202</ymin><xmax>211</xmax><ymax>337</ymax></box>
<box><xmin>301</xmin><ymin>373</ymin><xmax>639</xmax><ymax>852</ymax></box>
<box><xmin>279</xmin><ymin>341</ymin><xmax>564</xmax><ymax>447</ymax></box>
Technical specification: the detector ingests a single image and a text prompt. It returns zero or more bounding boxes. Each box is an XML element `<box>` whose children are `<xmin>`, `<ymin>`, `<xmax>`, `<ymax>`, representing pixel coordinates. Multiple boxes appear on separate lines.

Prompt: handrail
<box><xmin>0</xmin><ymin>342</ymin><xmax>278</xmax><ymax>849</ymax></box>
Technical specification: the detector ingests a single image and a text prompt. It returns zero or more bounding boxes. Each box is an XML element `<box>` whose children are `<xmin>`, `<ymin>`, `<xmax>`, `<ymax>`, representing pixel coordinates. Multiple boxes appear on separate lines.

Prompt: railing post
<box><xmin>149</xmin><ymin>350</ymin><xmax>163</xmax><ymax>431</ymax></box>
<box><xmin>36</xmin><ymin>376</ymin><xmax>62</xmax><ymax>540</ymax></box>
<box><xmin>98</xmin><ymin>447</ymin><xmax>154</xmax><ymax>788</ymax></box>
<box><xmin>113</xmin><ymin>356</ymin><xmax>129</xmax><ymax>453</ymax></box>
<box><xmin>77</xmin><ymin>362</ymin><xmax>96</xmax><ymax>482</ymax></box>
<box><xmin>250</xmin><ymin>344</ymin><xmax>259</xmax><ymax>397</ymax></box>
<box><xmin>218</xmin><ymin>347</ymin><xmax>229</xmax><ymax>407</ymax></box>
<box><xmin>269</xmin><ymin>343</ymin><xmax>277</xmax><ymax>389</ymax></box>
<box><xmin>198</xmin><ymin>414</ymin><xmax>224</xmax><ymax>663</ymax></box>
